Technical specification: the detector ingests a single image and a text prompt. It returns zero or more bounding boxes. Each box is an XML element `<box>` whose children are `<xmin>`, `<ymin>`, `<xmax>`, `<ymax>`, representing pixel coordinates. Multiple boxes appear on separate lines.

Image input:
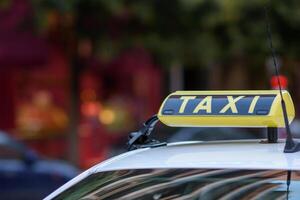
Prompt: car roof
<box><xmin>0</xmin><ymin>131</ymin><xmax>27</xmax><ymax>152</ymax></box>
<box><xmin>45</xmin><ymin>139</ymin><xmax>300</xmax><ymax>200</ymax></box>
<box><xmin>95</xmin><ymin>139</ymin><xmax>300</xmax><ymax>172</ymax></box>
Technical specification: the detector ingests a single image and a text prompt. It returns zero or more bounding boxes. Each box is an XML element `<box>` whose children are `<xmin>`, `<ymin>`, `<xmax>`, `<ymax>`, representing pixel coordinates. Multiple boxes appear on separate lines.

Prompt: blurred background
<box><xmin>1</xmin><ymin>0</ymin><xmax>300</xmax><ymax>198</ymax></box>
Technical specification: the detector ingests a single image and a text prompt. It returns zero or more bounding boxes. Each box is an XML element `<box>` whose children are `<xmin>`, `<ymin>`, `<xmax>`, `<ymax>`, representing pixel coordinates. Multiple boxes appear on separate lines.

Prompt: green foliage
<box><xmin>0</xmin><ymin>0</ymin><xmax>11</xmax><ymax>9</ymax></box>
<box><xmin>31</xmin><ymin>0</ymin><xmax>300</xmax><ymax>68</ymax></box>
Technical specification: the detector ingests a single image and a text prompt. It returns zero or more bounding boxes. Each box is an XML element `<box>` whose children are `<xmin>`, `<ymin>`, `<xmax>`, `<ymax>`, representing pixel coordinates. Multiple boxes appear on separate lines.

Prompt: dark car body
<box><xmin>168</xmin><ymin>127</ymin><xmax>264</xmax><ymax>143</ymax></box>
<box><xmin>0</xmin><ymin>131</ymin><xmax>79</xmax><ymax>200</ymax></box>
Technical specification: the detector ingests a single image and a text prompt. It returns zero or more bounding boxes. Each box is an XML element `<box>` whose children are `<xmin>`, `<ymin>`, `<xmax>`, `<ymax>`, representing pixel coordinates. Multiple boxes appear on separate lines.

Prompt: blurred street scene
<box><xmin>1</xmin><ymin>0</ymin><xmax>300</xmax><ymax>198</ymax></box>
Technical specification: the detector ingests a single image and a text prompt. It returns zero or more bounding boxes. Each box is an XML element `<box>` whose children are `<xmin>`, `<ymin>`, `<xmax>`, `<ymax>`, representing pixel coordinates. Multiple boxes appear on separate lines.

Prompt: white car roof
<box><xmin>45</xmin><ymin>139</ymin><xmax>300</xmax><ymax>200</ymax></box>
<box><xmin>95</xmin><ymin>139</ymin><xmax>300</xmax><ymax>172</ymax></box>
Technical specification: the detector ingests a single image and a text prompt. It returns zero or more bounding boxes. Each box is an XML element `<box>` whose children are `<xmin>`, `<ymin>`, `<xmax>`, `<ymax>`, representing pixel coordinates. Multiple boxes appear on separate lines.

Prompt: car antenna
<box><xmin>264</xmin><ymin>4</ymin><xmax>300</xmax><ymax>153</ymax></box>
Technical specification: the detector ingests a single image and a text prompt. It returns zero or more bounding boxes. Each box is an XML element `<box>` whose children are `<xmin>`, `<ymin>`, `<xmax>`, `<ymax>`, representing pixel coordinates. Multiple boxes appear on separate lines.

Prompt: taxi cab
<box><xmin>45</xmin><ymin>90</ymin><xmax>300</xmax><ymax>200</ymax></box>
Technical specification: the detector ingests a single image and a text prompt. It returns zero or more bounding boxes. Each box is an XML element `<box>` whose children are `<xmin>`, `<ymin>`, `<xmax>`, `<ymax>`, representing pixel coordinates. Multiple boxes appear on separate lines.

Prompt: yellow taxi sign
<box><xmin>158</xmin><ymin>90</ymin><xmax>295</xmax><ymax>128</ymax></box>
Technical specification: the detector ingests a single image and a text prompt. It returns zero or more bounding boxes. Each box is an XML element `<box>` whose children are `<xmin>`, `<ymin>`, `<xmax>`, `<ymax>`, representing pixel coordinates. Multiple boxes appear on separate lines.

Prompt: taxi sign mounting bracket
<box><xmin>267</xmin><ymin>127</ymin><xmax>278</xmax><ymax>143</ymax></box>
<box><xmin>127</xmin><ymin>115</ymin><xmax>166</xmax><ymax>151</ymax></box>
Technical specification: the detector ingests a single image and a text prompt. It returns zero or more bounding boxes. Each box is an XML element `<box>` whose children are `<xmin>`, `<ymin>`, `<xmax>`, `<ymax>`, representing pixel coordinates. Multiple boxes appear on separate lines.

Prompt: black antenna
<box><xmin>264</xmin><ymin>5</ymin><xmax>300</xmax><ymax>153</ymax></box>
<box><xmin>286</xmin><ymin>170</ymin><xmax>291</xmax><ymax>200</ymax></box>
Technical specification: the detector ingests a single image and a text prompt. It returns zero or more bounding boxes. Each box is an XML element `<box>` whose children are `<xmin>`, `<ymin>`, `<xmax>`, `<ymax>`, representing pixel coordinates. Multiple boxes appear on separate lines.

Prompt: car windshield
<box><xmin>52</xmin><ymin>168</ymin><xmax>300</xmax><ymax>200</ymax></box>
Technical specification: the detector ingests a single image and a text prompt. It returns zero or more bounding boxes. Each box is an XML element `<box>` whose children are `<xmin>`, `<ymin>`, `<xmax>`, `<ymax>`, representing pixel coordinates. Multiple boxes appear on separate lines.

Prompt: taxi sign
<box><xmin>158</xmin><ymin>90</ymin><xmax>295</xmax><ymax>128</ymax></box>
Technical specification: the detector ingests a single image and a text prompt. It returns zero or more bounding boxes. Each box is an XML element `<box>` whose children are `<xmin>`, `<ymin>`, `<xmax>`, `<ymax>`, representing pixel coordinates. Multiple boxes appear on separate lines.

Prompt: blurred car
<box><xmin>168</xmin><ymin>127</ymin><xmax>265</xmax><ymax>143</ymax></box>
<box><xmin>0</xmin><ymin>131</ymin><xmax>79</xmax><ymax>200</ymax></box>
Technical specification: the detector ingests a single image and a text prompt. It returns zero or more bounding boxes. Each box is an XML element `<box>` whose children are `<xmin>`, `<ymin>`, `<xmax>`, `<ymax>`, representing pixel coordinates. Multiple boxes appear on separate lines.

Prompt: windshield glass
<box><xmin>53</xmin><ymin>168</ymin><xmax>300</xmax><ymax>200</ymax></box>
